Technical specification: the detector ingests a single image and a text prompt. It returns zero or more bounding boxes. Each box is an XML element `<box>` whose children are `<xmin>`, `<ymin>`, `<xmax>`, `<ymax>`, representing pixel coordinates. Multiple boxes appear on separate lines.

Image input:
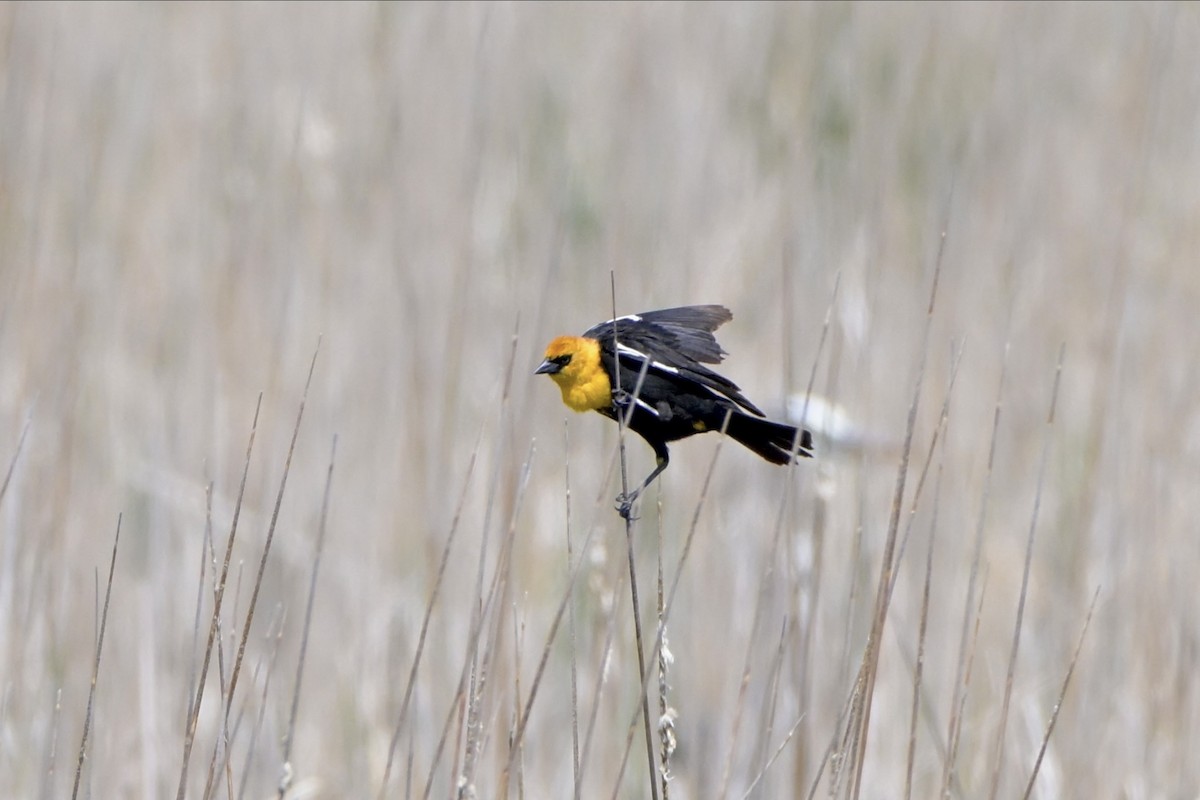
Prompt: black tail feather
<box><xmin>724</xmin><ymin>413</ymin><xmax>814</xmax><ymax>464</ymax></box>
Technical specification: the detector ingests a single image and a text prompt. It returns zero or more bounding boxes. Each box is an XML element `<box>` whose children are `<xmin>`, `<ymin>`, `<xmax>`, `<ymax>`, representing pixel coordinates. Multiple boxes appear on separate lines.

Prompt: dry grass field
<box><xmin>1</xmin><ymin>2</ymin><xmax>1197</xmax><ymax>798</ymax></box>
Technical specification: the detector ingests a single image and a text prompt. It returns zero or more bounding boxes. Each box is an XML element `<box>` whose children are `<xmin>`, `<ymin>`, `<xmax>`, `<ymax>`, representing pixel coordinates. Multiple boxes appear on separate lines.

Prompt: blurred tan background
<box><xmin>1</xmin><ymin>2</ymin><xmax>1197</xmax><ymax>798</ymax></box>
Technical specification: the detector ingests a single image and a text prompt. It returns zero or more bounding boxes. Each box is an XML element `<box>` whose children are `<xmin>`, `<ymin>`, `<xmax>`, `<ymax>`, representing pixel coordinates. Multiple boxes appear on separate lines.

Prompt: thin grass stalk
<box><xmin>458</xmin><ymin>326</ymin><xmax>522</xmax><ymax>797</ymax></box>
<box><xmin>748</xmin><ymin>617</ymin><xmax>789</xmax><ymax>789</ymax></box>
<box><xmin>886</xmin><ymin>341</ymin><xmax>965</xmax><ymax>604</ymax></box>
<box><xmin>449</xmin><ymin>695</ymin><xmax>467</xmax><ymax>800</ymax></box>
<box><xmin>176</xmin><ymin>395</ymin><xmax>262</xmax><ymax>800</ymax></box>
<box><xmin>203</xmin><ymin>569</ymin><xmax>234</xmax><ymax>800</ymax></box>
<box><xmin>655</xmin><ymin>487</ymin><xmax>674</xmax><ymax>800</ymax></box>
<box><xmin>423</xmin><ymin>441</ymin><xmax>532</xmax><ymax>800</ymax></box>
<box><xmin>202</xmin><ymin>345</ymin><xmax>318</xmax><ymax>800</ymax></box>
<box><xmin>609</xmin><ymin>272</ymin><xmax>660</xmax><ymax>800</ymax></box>
<box><xmin>1021</xmin><ymin>586</ymin><xmax>1100</xmax><ymax>800</ymax></box>
<box><xmin>71</xmin><ymin>514</ymin><xmax>121</xmax><ymax>800</ymax></box>
<box><xmin>216</xmin><ymin>341</ymin><xmax>319</xmax><ymax>761</ymax></box>
<box><xmin>942</xmin><ymin>340</ymin><xmax>1009</xmax><ymax>797</ymax></box>
<box><xmin>0</xmin><ymin>414</ymin><xmax>32</xmax><ymax>706</ymax></box>
<box><xmin>184</xmin><ymin>484</ymin><xmax>215</xmax><ymax>737</ymax></box>
<box><xmin>802</xmin><ymin>655</ymin><xmax>861</xmax><ymax>800</ymax></box>
<box><xmin>423</xmin><ymin>527</ymin><xmax>511</xmax><ymax>800</ymax></box>
<box><xmin>943</xmin><ymin>569</ymin><xmax>988</xmax><ymax>800</ymax></box>
<box><xmin>378</xmin><ymin>428</ymin><xmax>483</xmax><ymax>797</ymax></box>
<box><xmin>834</xmin><ymin>671</ymin><xmax>865</xmax><ymax>799</ymax></box>
<box><xmin>564</xmin><ymin>422</ymin><xmax>581</xmax><ymax>789</ymax></box>
<box><xmin>784</xmin><ymin>269</ymin><xmax>841</xmax><ymax>793</ymax></box>
<box><xmin>884</xmin><ymin>616</ymin><xmax>952</xmax><ymax>774</ymax></box>
<box><xmin>458</xmin><ymin>441</ymin><xmax>533</xmax><ymax>798</ymax></box>
<box><xmin>822</xmin><ymin>496</ymin><xmax>865</xmax><ymax>793</ymax></box>
<box><xmin>905</xmin><ymin>460</ymin><xmax>942</xmax><ymax>800</ymax></box>
<box><xmin>987</xmin><ymin>345</ymin><xmax>1065</xmax><ymax>800</ymax></box>
<box><xmin>575</xmin><ymin>567</ymin><xmax>626</xmax><ymax>800</ymax></box>
<box><xmin>466</xmin><ymin>439</ymin><xmax>538</xmax><ymax>796</ymax></box>
<box><xmin>718</xmin><ymin>484</ymin><xmax>792</xmax><ymax>797</ymax></box>
<box><xmin>237</xmin><ymin>607</ymin><xmax>286</xmax><ymax>800</ymax></box>
<box><xmin>38</xmin><ymin>688</ymin><xmax>62</xmax><ymax>800</ymax></box>
<box><xmin>838</xmin><ymin>499</ymin><xmax>866</xmax><ymax>686</ymax></box>
<box><xmin>229</xmin><ymin>619</ymin><xmax>272</xmax><ymax>794</ymax></box>
<box><xmin>406</xmin><ymin>728</ymin><xmax>415</xmax><ymax>800</ymax></box>
<box><xmin>510</xmin><ymin>609</ymin><xmax>526</xmax><ymax>800</ymax></box>
<box><xmin>0</xmin><ymin>412</ymin><xmax>30</xmax><ymax>507</ymax></box>
<box><xmin>847</xmin><ymin>227</ymin><xmax>946</xmax><ymax>800</ymax></box>
<box><xmin>276</xmin><ymin>435</ymin><xmax>337</xmax><ymax>798</ymax></box>
<box><xmin>503</xmin><ymin>447</ymin><xmax>616</xmax><ymax>764</ymax></box>
<box><xmin>719</xmin><ymin>273</ymin><xmax>839</xmax><ymax>799</ymax></box>
<box><xmin>609</xmin><ymin>414</ymin><xmax>729</xmax><ymax>800</ymax></box>
<box><xmin>742</xmin><ymin>712</ymin><xmax>806</xmax><ymax>800</ymax></box>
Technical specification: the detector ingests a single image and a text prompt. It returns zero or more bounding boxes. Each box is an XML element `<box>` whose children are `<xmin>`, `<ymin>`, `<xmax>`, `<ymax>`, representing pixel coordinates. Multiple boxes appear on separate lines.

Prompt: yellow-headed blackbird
<box><xmin>536</xmin><ymin>305</ymin><xmax>814</xmax><ymax>518</ymax></box>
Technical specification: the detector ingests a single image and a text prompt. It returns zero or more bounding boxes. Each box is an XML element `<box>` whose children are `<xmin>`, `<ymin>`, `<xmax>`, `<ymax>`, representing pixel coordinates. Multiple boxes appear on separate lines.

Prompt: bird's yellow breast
<box><xmin>545</xmin><ymin>336</ymin><xmax>612</xmax><ymax>412</ymax></box>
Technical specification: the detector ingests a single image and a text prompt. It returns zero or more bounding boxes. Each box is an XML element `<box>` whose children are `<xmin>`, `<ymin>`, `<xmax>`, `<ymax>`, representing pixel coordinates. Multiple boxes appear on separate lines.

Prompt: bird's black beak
<box><xmin>535</xmin><ymin>359</ymin><xmax>561</xmax><ymax>375</ymax></box>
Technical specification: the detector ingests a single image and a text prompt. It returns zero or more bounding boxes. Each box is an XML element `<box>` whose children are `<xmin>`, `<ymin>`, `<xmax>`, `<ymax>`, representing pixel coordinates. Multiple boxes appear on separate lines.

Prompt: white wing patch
<box><xmin>616</xmin><ymin>343</ymin><xmax>680</xmax><ymax>375</ymax></box>
<box><xmin>634</xmin><ymin>397</ymin><xmax>660</xmax><ymax>417</ymax></box>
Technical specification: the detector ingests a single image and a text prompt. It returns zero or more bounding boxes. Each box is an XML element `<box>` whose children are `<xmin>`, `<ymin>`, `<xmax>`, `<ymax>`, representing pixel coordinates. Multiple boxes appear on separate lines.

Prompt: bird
<box><xmin>535</xmin><ymin>304</ymin><xmax>814</xmax><ymax>519</ymax></box>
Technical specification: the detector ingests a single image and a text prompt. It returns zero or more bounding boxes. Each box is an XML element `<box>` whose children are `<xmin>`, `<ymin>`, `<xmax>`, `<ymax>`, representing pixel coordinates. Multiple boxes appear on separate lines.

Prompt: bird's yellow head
<box><xmin>535</xmin><ymin>336</ymin><xmax>612</xmax><ymax>412</ymax></box>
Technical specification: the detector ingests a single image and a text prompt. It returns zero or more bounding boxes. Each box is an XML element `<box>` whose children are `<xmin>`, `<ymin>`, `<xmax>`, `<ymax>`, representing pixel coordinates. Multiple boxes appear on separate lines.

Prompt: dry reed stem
<box><xmin>237</xmin><ymin>607</ymin><xmax>285</xmax><ymax>800</ymax></box>
<box><xmin>510</xmin><ymin>606</ymin><xmax>527</xmax><ymax>800</ymax></box>
<box><xmin>277</xmin><ymin>435</ymin><xmax>338</xmax><ymax>798</ymax></box>
<box><xmin>71</xmin><ymin>514</ymin><xmax>121</xmax><ymax>800</ymax></box>
<box><xmin>0</xmin><ymin>413</ymin><xmax>30</xmax><ymax>508</ymax></box>
<box><xmin>202</xmin><ymin>342</ymin><xmax>319</xmax><ymax>800</ymax></box>
<box><xmin>424</xmin><ymin>440</ymin><xmax>531</xmax><ymax>799</ymax></box>
<box><xmin>742</xmin><ymin>712</ymin><xmax>806</xmax><ymax>800</ymax></box>
<box><xmin>38</xmin><ymin>688</ymin><xmax>62</xmax><ymax>799</ymax></box>
<box><xmin>609</xmin><ymin>271</ymin><xmax>661</xmax><ymax>800</ymax></box>
<box><xmin>467</xmin><ymin>442</ymin><xmax>535</xmax><ymax>795</ymax></box>
<box><xmin>887</xmin><ymin>340</ymin><xmax>965</xmax><ymax>604</ymax></box>
<box><xmin>987</xmin><ymin>345</ymin><xmax>1065</xmax><ymax>800</ymax></box>
<box><xmin>718</xmin><ymin>270</ymin><xmax>839</xmax><ymax>799</ymax></box>
<box><xmin>563</xmin><ymin>422</ymin><xmax>581</xmax><ymax>789</ymax></box>
<box><xmin>738</xmin><ymin>617</ymin><xmax>790</xmax><ymax>796</ymax></box>
<box><xmin>176</xmin><ymin>394</ymin><xmax>262</xmax><ymax>800</ymax></box>
<box><xmin>749</xmin><ymin>617</ymin><xmax>790</xmax><ymax>786</ymax></box>
<box><xmin>503</xmin><ymin>443</ymin><xmax>616</xmax><ymax>766</ymax></box>
<box><xmin>1021</xmin><ymin>586</ymin><xmax>1100</xmax><ymax>800</ymax></box>
<box><xmin>222</xmin><ymin>343</ymin><xmax>319</xmax><ymax>728</ymax></box>
<box><xmin>609</xmin><ymin>412</ymin><xmax>729</xmax><ymax>800</ymax></box>
<box><xmin>377</xmin><ymin>427</ymin><xmax>484</xmax><ymax>796</ymax></box>
<box><xmin>804</xmin><ymin>667</ymin><xmax>868</xmax><ymax>800</ymax></box>
<box><xmin>204</xmin><ymin>558</ymin><xmax>234</xmax><ymax>800</ymax></box>
<box><xmin>575</xmin><ymin>566</ymin><xmax>626</xmax><ymax>800</ymax></box>
<box><xmin>184</xmin><ymin>484</ymin><xmax>215</xmax><ymax>742</ymax></box>
<box><xmin>905</xmin><ymin>457</ymin><xmax>943</xmax><ymax>800</ymax></box>
<box><xmin>655</xmin><ymin>488</ymin><xmax>673</xmax><ymax>800</ymax></box>
<box><xmin>943</xmin><ymin>339</ymin><xmax>1010</xmax><ymax>797</ymax></box>
<box><xmin>848</xmin><ymin>227</ymin><xmax>947</xmax><ymax>800</ymax></box>
<box><xmin>458</xmin><ymin>324</ymin><xmax>522</xmax><ymax>797</ymax></box>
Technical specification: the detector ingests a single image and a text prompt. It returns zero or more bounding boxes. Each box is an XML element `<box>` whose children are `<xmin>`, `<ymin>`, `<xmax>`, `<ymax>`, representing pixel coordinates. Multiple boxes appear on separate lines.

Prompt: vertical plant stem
<box><xmin>987</xmin><ymin>345</ymin><xmax>1065</xmax><ymax>800</ymax></box>
<box><xmin>610</xmin><ymin>272</ymin><xmax>660</xmax><ymax>800</ymax></box>
<box><xmin>277</xmin><ymin>435</ymin><xmax>338</xmax><ymax>798</ymax></box>
<box><xmin>71</xmin><ymin>515</ymin><xmax>121</xmax><ymax>800</ymax></box>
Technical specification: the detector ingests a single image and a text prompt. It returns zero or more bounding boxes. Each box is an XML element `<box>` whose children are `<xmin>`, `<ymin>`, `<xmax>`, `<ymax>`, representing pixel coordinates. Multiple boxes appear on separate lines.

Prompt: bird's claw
<box><xmin>612</xmin><ymin>389</ymin><xmax>632</xmax><ymax>410</ymax></box>
<box><xmin>615</xmin><ymin>492</ymin><xmax>639</xmax><ymax>521</ymax></box>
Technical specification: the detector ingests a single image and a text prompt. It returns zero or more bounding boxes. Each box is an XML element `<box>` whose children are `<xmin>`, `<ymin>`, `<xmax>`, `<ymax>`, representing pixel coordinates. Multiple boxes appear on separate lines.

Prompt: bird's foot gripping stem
<box><xmin>615</xmin><ymin>490</ymin><xmax>641</xmax><ymax>521</ymax></box>
<box><xmin>611</xmin><ymin>388</ymin><xmax>633</xmax><ymax>415</ymax></box>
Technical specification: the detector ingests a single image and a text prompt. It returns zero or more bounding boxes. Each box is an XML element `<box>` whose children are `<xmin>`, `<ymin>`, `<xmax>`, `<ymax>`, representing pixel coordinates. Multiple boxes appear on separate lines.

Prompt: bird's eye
<box><xmin>553</xmin><ymin>354</ymin><xmax>572</xmax><ymax>366</ymax></box>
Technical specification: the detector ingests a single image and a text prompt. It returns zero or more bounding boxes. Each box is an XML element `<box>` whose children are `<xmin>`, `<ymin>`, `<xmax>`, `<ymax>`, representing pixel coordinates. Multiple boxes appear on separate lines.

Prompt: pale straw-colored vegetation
<box><xmin>0</xmin><ymin>3</ymin><xmax>1196</xmax><ymax>798</ymax></box>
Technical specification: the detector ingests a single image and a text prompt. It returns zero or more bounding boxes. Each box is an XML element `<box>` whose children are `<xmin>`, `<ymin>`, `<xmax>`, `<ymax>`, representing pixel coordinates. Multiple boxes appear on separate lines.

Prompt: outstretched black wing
<box><xmin>582</xmin><ymin>305</ymin><xmax>764</xmax><ymax>416</ymax></box>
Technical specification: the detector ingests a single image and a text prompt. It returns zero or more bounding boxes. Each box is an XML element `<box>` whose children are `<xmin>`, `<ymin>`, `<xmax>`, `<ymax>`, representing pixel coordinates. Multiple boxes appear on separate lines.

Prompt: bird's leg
<box><xmin>616</xmin><ymin>446</ymin><xmax>669</xmax><ymax>520</ymax></box>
